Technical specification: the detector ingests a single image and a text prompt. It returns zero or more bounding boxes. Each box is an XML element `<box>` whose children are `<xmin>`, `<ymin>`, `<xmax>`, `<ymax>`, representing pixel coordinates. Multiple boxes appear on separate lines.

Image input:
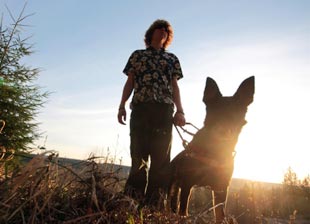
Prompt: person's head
<box><xmin>144</xmin><ymin>19</ymin><xmax>173</xmax><ymax>49</ymax></box>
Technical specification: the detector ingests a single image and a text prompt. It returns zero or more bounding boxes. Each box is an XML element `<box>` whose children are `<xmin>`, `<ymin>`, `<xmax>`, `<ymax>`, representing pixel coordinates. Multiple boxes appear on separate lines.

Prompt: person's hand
<box><xmin>118</xmin><ymin>108</ymin><xmax>127</xmax><ymax>125</ymax></box>
<box><xmin>173</xmin><ymin>111</ymin><xmax>186</xmax><ymax>126</ymax></box>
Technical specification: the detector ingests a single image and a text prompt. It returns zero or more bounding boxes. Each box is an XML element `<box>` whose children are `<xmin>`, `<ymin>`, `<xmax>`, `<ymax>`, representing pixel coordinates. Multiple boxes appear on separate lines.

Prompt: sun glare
<box><xmin>232</xmin><ymin>117</ymin><xmax>309</xmax><ymax>184</ymax></box>
<box><xmin>231</xmin><ymin>118</ymin><xmax>283</xmax><ymax>183</ymax></box>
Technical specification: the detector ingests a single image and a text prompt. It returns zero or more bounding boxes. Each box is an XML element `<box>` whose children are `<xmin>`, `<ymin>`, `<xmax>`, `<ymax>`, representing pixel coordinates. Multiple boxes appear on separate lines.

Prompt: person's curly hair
<box><xmin>144</xmin><ymin>19</ymin><xmax>173</xmax><ymax>49</ymax></box>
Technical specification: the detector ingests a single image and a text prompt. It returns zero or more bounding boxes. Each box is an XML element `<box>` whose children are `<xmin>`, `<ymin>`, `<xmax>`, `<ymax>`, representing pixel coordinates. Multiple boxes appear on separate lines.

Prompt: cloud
<box><xmin>182</xmin><ymin>32</ymin><xmax>310</xmax><ymax>82</ymax></box>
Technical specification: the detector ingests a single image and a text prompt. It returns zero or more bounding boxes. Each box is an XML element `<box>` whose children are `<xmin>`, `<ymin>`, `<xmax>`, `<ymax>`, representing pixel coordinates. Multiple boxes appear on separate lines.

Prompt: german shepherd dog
<box><xmin>168</xmin><ymin>76</ymin><xmax>255</xmax><ymax>223</ymax></box>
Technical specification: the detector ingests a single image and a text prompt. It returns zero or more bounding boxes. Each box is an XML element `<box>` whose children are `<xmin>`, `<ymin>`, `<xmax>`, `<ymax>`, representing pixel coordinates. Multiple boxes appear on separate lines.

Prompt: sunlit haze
<box><xmin>1</xmin><ymin>0</ymin><xmax>309</xmax><ymax>184</ymax></box>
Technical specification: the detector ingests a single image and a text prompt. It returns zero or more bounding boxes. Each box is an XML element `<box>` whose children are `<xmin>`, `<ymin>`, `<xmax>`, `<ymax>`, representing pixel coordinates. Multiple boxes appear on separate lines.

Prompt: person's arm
<box><xmin>172</xmin><ymin>76</ymin><xmax>186</xmax><ymax>126</ymax></box>
<box><xmin>118</xmin><ymin>72</ymin><xmax>134</xmax><ymax>125</ymax></box>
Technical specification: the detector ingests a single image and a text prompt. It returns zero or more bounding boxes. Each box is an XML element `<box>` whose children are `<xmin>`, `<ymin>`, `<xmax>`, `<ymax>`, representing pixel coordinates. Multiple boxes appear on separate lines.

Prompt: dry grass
<box><xmin>0</xmin><ymin>151</ymin><xmax>226</xmax><ymax>223</ymax></box>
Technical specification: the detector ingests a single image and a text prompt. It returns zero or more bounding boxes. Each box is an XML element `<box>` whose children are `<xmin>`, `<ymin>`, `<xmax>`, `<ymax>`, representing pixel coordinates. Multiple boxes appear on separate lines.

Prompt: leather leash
<box><xmin>174</xmin><ymin>122</ymin><xmax>199</xmax><ymax>148</ymax></box>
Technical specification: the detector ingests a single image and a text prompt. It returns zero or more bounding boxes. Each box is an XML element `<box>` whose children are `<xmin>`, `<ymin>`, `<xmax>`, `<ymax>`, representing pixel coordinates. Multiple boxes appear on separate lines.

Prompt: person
<box><xmin>117</xmin><ymin>19</ymin><xmax>186</xmax><ymax>207</ymax></box>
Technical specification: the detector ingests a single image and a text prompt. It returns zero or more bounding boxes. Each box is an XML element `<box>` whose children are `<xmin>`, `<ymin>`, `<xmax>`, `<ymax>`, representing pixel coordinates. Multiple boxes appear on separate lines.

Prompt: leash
<box><xmin>174</xmin><ymin>122</ymin><xmax>199</xmax><ymax>148</ymax></box>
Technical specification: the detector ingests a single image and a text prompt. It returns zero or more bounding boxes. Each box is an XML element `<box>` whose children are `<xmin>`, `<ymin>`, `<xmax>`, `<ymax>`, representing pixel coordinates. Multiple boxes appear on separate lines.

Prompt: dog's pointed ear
<box><xmin>203</xmin><ymin>77</ymin><xmax>222</xmax><ymax>105</ymax></box>
<box><xmin>234</xmin><ymin>76</ymin><xmax>255</xmax><ymax>106</ymax></box>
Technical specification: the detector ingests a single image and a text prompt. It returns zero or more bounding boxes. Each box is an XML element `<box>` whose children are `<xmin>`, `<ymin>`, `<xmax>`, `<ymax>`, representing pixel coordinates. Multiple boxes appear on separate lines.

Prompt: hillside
<box><xmin>22</xmin><ymin>153</ymin><xmax>280</xmax><ymax>190</ymax></box>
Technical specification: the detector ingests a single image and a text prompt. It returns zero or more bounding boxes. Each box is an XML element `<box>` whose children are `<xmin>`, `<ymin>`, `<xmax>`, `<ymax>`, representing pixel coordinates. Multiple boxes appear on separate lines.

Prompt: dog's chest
<box><xmin>173</xmin><ymin>151</ymin><xmax>234</xmax><ymax>188</ymax></box>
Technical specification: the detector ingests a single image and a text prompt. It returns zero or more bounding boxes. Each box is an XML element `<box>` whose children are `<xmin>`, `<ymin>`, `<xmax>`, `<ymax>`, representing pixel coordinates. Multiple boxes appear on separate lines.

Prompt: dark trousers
<box><xmin>124</xmin><ymin>103</ymin><xmax>173</xmax><ymax>206</ymax></box>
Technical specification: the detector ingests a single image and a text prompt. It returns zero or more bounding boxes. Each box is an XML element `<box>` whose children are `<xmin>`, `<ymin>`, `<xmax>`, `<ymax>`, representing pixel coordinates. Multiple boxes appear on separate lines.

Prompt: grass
<box><xmin>0</xmin><ymin>151</ymin><xmax>222</xmax><ymax>223</ymax></box>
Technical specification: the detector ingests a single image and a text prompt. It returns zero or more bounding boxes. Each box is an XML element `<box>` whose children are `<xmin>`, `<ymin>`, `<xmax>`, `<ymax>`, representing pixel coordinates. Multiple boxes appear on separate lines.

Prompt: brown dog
<box><xmin>168</xmin><ymin>76</ymin><xmax>255</xmax><ymax>223</ymax></box>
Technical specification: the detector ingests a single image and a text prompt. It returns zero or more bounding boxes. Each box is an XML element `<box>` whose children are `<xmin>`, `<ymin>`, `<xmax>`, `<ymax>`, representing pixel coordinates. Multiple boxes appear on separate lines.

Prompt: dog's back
<box><xmin>169</xmin><ymin>76</ymin><xmax>255</xmax><ymax>222</ymax></box>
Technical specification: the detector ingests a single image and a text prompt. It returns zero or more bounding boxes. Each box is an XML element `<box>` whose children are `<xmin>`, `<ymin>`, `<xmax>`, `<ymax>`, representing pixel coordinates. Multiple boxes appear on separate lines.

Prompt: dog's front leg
<box><xmin>168</xmin><ymin>182</ymin><xmax>180</xmax><ymax>213</ymax></box>
<box><xmin>212</xmin><ymin>188</ymin><xmax>228</xmax><ymax>223</ymax></box>
<box><xmin>179</xmin><ymin>185</ymin><xmax>192</xmax><ymax>216</ymax></box>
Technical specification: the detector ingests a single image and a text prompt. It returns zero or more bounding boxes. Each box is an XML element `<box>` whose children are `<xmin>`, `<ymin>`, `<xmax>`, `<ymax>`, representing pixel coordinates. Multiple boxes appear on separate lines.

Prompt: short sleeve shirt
<box><xmin>123</xmin><ymin>47</ymin><xmax>183</xmax><ymax>105</ymax></box>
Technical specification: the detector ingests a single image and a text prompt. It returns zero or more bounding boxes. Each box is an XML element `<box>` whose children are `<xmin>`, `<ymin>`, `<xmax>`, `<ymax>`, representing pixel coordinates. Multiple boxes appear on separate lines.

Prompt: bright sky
<box><xmin>1</xmin><ymin>0</ymin><xmax>309</xmax><ymax>184</ymax></box>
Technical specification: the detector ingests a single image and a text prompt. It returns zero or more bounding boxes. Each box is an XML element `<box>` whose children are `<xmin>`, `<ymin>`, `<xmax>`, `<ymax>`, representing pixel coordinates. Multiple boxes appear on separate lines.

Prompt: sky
<box><xmin>1</xmin><ymin>0</ymin><xmax>309</xmax><ymax>184</ymax></box>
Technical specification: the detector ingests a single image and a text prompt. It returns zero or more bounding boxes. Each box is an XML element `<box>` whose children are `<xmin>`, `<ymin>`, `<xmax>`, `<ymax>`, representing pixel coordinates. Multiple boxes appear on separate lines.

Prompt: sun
<box><xmin>232</xmin><ymin>120</ymin><xmax>285</xmax><ymax>184</ymax></box>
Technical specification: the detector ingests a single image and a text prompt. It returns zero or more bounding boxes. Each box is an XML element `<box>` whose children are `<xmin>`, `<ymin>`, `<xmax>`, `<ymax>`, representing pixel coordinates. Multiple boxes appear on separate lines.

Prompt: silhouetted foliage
<box><xmin>221</xmin><ymin>167</ymin><xmax>310</xmax><ymax>223</ymax></box>
<box><xmin>0</xmin><ymin>6</ymin><xmax>48</xmax><ymax>168</ymax></box>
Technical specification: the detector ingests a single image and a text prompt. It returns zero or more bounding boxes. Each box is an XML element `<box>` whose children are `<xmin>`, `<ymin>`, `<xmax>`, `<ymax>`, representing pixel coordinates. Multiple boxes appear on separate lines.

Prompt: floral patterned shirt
<box><xmin>123</xmin><ymin>47</ymin><xmax>183</xmax><ymax>105</ymax></box>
